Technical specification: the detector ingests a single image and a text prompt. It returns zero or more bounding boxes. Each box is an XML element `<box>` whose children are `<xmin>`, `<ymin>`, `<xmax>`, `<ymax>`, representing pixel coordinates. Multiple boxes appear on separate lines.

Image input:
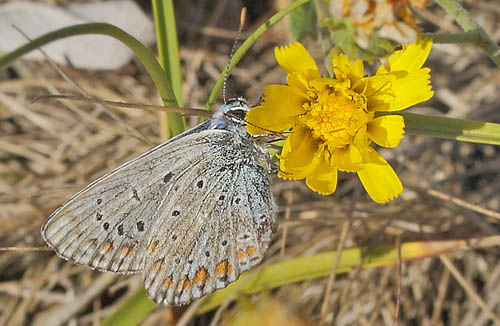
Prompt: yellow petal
<box><xmin>353</xmin><ymin>130</ymin><xmax>372</xmax><ymax>162</ymax></box>
<box><xmin>332</xmin><ymin>54</ymin><xmax>364</xmax><ymax>84</ymax></box>
<box><xmin>246</xmin><ymin>85</ymin><xmax>307</xmax><ymax>134</ymax></box>
<box><xmin>355</xmin><ymin>75</ymin><xmax>393</xmax><ymax>111</ymax></box>
<box><xmin>367</xmin><ymin>37</ymin><xmax>433</xmax><ymax>112</ymax></box>
<box><xmin>330</xmin><ymin>145</ymin><xmax>363</xmax><ymax>172</ymax></box>
<box><xmin>275</xmin><ymin>42</ymin><xmax>320</xmax><ymax>81</ymax></box>
<box><xmin>383</xmin><ymin>36</ymin><xmax>433</xmax><ymax>73</ymax></box>
<box><xmin>364</xmin><ymin>70</ymin><xmax>433</xmax><ymax>112</ymax></box>
<box><xmin>367</xmin><ymin>115</ymin><xmax>405</xmax><ymax>148</ymax></box>
<box><xmin>279</xmin><ymin>125</ymin><xmax>319</xmax><ymax>179</ymax></box>
<box><xmin>306</xmin><ymin>155</ymin><xmax>338</xmax><ymax>195</ymax></box>
<box><xmin>385</xmin><ymin>69</ymin><xmax>433</xmax><ymax>111</ymax></box>
<box><xmin>357</xmin><ymin>148</ymin><xmax>403</xmax><ymax>203</ymax></box>
<box><xmin>287</xmin><ymin>72</ymin><xmax>309</xmax><ymax>97</ymax></box>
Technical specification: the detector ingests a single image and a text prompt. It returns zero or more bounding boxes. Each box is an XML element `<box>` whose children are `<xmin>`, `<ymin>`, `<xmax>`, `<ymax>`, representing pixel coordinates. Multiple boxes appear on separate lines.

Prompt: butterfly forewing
<box><xmin>41</xmin><ymin>127</ymin><xmax>223</xmax><ymax>273</ymax></box>
<box><xmin>143</xmin><ymin>131</ymin><xmax>277</xmax><ymax>305</ymax></box>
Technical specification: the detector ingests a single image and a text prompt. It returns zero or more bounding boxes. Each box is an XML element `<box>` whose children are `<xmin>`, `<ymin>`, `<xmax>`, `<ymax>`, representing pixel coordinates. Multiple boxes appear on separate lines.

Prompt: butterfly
<box><xmin>41</xmin><ymin>98</ymin><xmax>277</xmax><ymax>306</ymax></box>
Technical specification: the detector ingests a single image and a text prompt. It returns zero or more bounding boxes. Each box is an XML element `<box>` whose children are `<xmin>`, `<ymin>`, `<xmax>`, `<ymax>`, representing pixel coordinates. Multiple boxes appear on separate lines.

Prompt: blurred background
<box><xmin>1</xmin><ymin>0</ymin><xmax>500</xmax><ymax>325</ymax></box>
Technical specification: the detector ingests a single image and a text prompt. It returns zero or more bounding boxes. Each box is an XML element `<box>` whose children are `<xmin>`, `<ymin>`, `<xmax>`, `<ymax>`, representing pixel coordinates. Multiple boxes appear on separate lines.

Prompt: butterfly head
<box><xmin>219</xmin><ymin>97</ymin><xmax>249</xmax><ymax>126</ymax></box>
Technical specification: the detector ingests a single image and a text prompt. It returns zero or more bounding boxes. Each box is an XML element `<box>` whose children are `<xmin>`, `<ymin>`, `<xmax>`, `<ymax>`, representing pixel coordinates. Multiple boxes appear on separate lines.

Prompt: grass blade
<box><xmin>152</xmin><ymin>0</ymin><xmax>185</xmax><ymax>137</ymax></box>
<box><xmin>399</xmin><ymin>112</ymin><xmax>500</xmax><ymax>145</ymax></box>
<box><xmin>101</xmin><ymin>288</ymin><xmax>157</xmax><ymax>326</ymax></box>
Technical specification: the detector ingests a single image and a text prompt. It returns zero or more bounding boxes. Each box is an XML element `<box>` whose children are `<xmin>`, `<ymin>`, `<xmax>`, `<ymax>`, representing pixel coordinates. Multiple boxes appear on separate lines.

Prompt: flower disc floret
<box><xmin>300</xmin><ymin>79</ymin><xmax>371</xmax><ymax>149</ymax></box>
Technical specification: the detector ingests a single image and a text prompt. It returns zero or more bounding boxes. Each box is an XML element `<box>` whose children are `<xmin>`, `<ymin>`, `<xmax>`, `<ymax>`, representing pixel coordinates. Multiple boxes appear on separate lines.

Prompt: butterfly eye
<box><xmin>227</xmin><ymin>97</ymin><xmax>248</xmax><ymax>107</ymax></box>
<box><xmin>227</xmin><ymin>109</ymin><xmax>247</xmax><ymax>121</ymax></box>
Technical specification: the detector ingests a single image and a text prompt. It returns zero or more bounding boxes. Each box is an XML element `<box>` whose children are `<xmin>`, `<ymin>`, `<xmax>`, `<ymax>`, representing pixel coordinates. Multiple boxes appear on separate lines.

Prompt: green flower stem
<box><xmin>152</xmin><ymin>0</ymin><xmax>185</xmax><ymax>137</ymax></box>
<box><xmin>424</xmin><ymin>32</ymin><xmax>478</xmax><ymax>44</ymax></box>
<box><xmin>392</xmin><ymin>112</ymin><xmax>500</xmax><ymax>145</ymax></box>
<box><xmin>434</xmin><ymin>0</ymin><xmax>500</xmax><ymax>67</ymax></box>
<box><xmin>0</xmin><ymin>23</ymin><xmax>185</xmax><ymax>136</ymax></box>
<box><xmin>205</xmin><ymin>0</ymin><xmax>311</xmax><ymax>110</ymax></box>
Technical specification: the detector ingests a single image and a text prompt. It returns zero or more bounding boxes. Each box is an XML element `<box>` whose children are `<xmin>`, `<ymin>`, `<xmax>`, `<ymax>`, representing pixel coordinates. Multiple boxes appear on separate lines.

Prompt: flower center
<box><xmin>300</xmin><ymin>78</ymin><xmax>371</xmax><ymax>148</ymax></box>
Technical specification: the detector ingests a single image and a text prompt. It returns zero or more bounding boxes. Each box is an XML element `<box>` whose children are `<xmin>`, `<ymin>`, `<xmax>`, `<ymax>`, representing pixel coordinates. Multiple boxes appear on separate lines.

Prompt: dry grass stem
<box><xmin>439</xmin><ymin>255</ymin><xmax>500</xmax><ymax>326</ymax></box>
<box><xmin>320</xmin><ymin>220</ymin><xmax>350</xmax><ymax>324</ymax></box>
<box><xmin>392</xmin><ymin>235</ymin><xmax>402</xmax><ymax>326</ymax></box>
<box><xmin>280</xmin><ymin>191</ymin><xmax>293</xmax><ymax>257</ymax></box>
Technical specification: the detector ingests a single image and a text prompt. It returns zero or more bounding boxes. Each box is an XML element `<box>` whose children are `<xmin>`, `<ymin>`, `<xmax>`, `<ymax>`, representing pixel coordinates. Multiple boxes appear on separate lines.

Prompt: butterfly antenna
<box><xmin>222</xmin><ymin>7</ymin><xmax>247</xmax><ymax>104</ymax></box>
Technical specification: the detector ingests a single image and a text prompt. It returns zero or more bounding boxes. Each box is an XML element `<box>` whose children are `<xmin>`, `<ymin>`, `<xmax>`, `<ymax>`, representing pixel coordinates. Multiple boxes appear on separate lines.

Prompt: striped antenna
<box><xmin>222</xmin><ymin>7</ymin><xmax>247</xmax><ymax>104</ymax></box>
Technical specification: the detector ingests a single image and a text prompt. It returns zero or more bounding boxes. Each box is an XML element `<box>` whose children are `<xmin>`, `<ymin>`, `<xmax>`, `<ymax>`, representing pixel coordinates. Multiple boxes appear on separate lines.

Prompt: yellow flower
<box><xmin>246</xmin><ymin>38</ymin><xmax>433</xmax><ymax>203</ymax></box>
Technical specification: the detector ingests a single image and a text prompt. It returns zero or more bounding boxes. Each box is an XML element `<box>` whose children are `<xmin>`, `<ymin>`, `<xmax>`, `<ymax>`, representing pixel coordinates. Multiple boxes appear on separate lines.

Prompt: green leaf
<box><xmin>323</xmin><ymin>17</ymin><xmax>368</xmax><ymax>60</ymax></box>
<box><xmin>395</xmin><ymin>112</ymin><xmax>500</xmax><ymax>145</ymax></box>
<box><xmin>289</xmin><ymin>0</ymin><xmax>318</xmax><ymax>41</ymax></box>
<box><xmin>102</xmin><ymin>289</ymin><xmax>156</xmax><ymax>326</ymax></box>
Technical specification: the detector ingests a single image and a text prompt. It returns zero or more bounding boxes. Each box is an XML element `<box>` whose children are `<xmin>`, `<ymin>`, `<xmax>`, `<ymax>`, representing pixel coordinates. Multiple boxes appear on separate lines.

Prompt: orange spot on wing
<box><xmin>193</xmin><ymin>267</ymin><xmax>210</xmax><ymax>285</ymax></box>
<box><xmin>215</xmin><ymin>260</ymin><xmax>233</xmax><ymax>277</ymax></box>
<box><xmin>161</xmin><ymin>276</ymin><xmax>173</xmax><ymax>288</ymax></box>
<box><xmin>149</xmin><ymin>240</ymin><xmax>159</xmax><ymax>253</ymax></box>
<box><xmin>119</xmin><ymin>247</ymin><xmax>131</xmax><ymax>257</ymax></box>
<box><xmin>246</xmin><ymin>246</ymin><xmax>257</xmax><ymax>256</ymax></box>
<box><xmin>177</xmin><ymin>277</ymin><xmax>191</xmax><ymax>290</ymax></box>
<box><xmin>150</xmin><ymin>260</ymin><xmax>163</xmax><ymax>274</ymax></box>
<box><xmin>101</xmin><ymin>241</ymin><xmax>113</xmax><ymax>252</ymax></box>
<box><xmin>236</xmin><ymin>250</ymin><xmax>246</xmax><ymax>259</ymax></box>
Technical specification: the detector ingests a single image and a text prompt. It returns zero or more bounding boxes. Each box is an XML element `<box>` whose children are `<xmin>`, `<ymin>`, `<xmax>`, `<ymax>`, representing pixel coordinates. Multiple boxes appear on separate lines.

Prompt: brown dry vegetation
<box><xmin>1</xmin><ymin>0</ymin><xmax>500</xmax><ymax>325</ymax></box>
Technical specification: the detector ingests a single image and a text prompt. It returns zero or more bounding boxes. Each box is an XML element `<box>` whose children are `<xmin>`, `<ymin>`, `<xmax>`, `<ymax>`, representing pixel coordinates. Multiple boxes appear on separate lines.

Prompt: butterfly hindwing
<box><xmin>143</xmin><ymin>130</ymin><xmax>277</xmax><ymax>305</ymax></box>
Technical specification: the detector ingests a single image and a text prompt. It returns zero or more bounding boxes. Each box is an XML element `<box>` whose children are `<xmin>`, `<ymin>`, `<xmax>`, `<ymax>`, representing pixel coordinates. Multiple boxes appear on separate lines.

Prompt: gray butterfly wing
<box><xmin>143</xmin><ymin>130</ymin><xmax>277</xmax><ymax>305</ymax></box>
<box><xmin>41</xmin><ymin>123</ymin><xmax>222</xmax><ymax>274</ymax></box>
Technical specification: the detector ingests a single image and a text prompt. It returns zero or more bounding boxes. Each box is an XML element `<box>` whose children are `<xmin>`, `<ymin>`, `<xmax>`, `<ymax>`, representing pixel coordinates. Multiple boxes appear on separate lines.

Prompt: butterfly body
<box><xmin>41</xmin><ymin>98</ymin><xmax>277</xmax><ymax>305</ymax></box>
